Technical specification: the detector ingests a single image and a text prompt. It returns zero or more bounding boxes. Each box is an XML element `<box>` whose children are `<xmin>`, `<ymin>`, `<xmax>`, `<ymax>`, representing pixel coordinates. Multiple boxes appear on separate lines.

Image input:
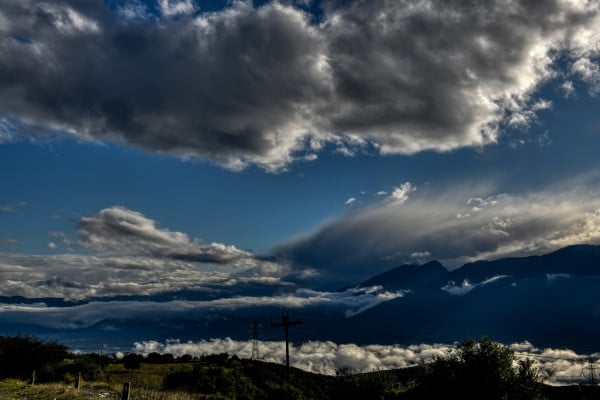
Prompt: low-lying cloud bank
<box><xmin>0</xmin><ymin>286</ymin><xmax>402</xmax><ymax>329</ymax></box>
<box><xmin>132</xmin><ymin>338</ymin><xmax>450</xmax><ymax>376</ymax></box>
<box><xmin>442</xmin><ymin>276</ymin><xmax>509</xmax><ymax>296</ymax></box>
<box><xmin>1</xmin><ymin>0</ymin><xmax>600</xmax><ymax>170</ymax></box>
<box><xmin>131</xmin><ymin>338</ymin><xmax>599</xmax><ymax>386</ymax></box>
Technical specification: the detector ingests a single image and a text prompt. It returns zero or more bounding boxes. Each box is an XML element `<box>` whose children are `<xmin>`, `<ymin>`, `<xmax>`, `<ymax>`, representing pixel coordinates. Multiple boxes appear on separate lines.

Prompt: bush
<box><xmin>176</xmin><ymin>354</ymin><xmax>197</xmax><ymax>363</ymax></box>
<box><xmin>146</xmin><ymin>352</ymin><xmax>175</xmax><ymax>364</ymax></box>
<box><xmin>0</xmin><ymin>335</ymin><xmax>69</xmax><ymax>381</ymax></box>
<box><xmin>122</xmin><ymin>353</ymin><xmax>143</xmax><ymax>369</ymax></box>
<box><xmin>413</xmin><ymin>337</ymin><xmax>542</xmax><ymax>400</ymax></box>
<box><xmin>54</xmin><ymin>353</ymin><xmax>111</xmax><ymax>381</ymax></box>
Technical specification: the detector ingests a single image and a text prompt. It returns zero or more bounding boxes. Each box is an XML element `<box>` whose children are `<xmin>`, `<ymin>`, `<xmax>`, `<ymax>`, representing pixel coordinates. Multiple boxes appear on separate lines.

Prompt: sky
<box><xmin>2</xmin><ymin>0</ymin><xmax>600</xmax><ymax>298</ymax></box>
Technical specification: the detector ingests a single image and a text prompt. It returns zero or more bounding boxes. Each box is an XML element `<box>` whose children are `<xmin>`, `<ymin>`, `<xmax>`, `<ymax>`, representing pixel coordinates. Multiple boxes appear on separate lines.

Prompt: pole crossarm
<box><xmin>271</xmin><ymin>310</ymin><xmax>302</xmax><ymax>373</ymax></box>
<box><xmin>270</xmin><ymin>320</ymin><xmax>303</xmax><ymax>328</ymax></box>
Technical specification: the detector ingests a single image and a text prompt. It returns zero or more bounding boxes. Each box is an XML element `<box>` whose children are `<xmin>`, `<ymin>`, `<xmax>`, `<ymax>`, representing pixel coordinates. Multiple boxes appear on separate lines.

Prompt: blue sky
<box><xmin>2</xmin><ymin>0</ymin><xmax>600</xmax><ymax>295</ymax></box>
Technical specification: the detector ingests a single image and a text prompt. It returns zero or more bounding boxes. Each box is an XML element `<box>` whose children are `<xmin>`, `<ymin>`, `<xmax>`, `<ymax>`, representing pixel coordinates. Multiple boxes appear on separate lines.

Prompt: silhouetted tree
<box><xmin>0</xmin><ymin>335</ymin><xmax>69</xmax><ymax>381</ymax></box>
<box><xmin>145</xmin><ymin>352</ymin><xmax>174</xmax><ymax>364</ymax></box>
<box><xmin>412</xmin><ymin>337</ymin><xmax>542</xmax><ymax>400</ymax></box>
<box><xmin>176</xmin><ymin>354</ymin><xmax>196</xmax><ymax>363</ymax></box>
<box><xmin>122</xmin><ymin>353</ymin><xmax>143</xmax><ymax>369</ymax></box>
<box><xmin>201</xmin><ymin>352</ymin><xmax>230</xmax><ymax>365</ymax></box>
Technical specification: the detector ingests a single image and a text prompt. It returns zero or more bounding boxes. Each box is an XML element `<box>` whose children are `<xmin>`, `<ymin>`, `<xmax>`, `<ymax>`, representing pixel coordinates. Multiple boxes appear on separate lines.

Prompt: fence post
<box><xmin>74</xmin><ymin>372</ymin><xmax>81</xmax><ymax>389</ymax></box>
<box><xmin>121</xmin><ymin>382</ymin><xmax>131</xmax><ymax>400</ymax></box>
<box><xmin>30</xmin><ymin>370</ymin><xmax>36</xmax><ymax>385</ymax></box>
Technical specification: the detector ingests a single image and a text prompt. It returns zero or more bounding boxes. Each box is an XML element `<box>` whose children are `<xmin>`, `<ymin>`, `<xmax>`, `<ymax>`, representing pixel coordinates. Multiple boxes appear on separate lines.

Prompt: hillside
<box><xmin>1</xmin><ymin>336</ymin><xmax>599</xmax><ymax>400</ymax></box>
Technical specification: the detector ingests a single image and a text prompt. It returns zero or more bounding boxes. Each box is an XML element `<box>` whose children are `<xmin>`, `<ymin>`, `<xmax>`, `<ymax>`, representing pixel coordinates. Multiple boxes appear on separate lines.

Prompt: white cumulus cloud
<box><xmin>159</xmin><ymin>0</ymin><xmax>195</xmax><ymax>17</ymax></box>
<box><xmin>388</xmin><ymin>182</ymin><xmax>416</xmax><ymax>204</ymax></box>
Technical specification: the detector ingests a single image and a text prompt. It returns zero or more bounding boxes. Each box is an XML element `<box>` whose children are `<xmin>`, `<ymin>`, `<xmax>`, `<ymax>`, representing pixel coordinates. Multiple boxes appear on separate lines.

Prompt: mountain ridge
<box><xmin>359</xmin><ymin>244</ymin><xmax>600</xmax><ymax>291</ymax></box>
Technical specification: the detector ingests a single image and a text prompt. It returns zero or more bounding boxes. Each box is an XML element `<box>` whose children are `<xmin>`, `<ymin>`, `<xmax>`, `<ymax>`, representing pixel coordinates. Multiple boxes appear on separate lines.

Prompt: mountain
<box><xmin>359</xmin><ymin>260</ymin><xmax>448</xmax><ymax>291</ymax></box>
<box><xmin>448</xmin><ymin>244</ymin><xmax>600</xmax><ymax>283</ymax></box>
<box><xmin>351</xmin><ymin>244</ymin><xmax>600</xmax><ymax>351</ymax></box>
<box><xmin>359</xmin><ymin>244</ymin><xmax>600</xmax><ymax>293</ymax></box>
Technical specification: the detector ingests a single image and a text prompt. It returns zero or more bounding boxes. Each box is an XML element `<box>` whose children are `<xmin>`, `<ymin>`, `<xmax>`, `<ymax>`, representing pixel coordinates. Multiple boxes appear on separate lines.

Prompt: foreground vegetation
<box><xmin>0</xmin><ymin>335</ymin><xmax>597</xmax><ymax>399</ymax></box>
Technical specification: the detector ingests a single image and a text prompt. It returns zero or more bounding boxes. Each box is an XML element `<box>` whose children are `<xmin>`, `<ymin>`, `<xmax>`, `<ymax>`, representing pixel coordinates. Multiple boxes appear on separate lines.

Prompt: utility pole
<box><xmin>581</xmin><ymin>359</ymin><xmax>597</xmax><ymax>385</ymax></box>
<box><xmin>251</xmin><ymin>319</ymin><xmax>261</xmax><ymax>360</ymax></box>
<box><xmin>271</xmin><ymin>310</ymin><xmax>302</xmax><ymax>374</ymax></box>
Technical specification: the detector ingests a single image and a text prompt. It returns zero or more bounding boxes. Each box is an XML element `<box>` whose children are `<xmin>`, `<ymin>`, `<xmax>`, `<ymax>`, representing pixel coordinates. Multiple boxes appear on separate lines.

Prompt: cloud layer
<box><xmin>1</xmin><ymin>0</ymin><xmax>600</xmax><ymax>170</ymax></box>
<box><xmin>277</xmin><ymin>181</ymin><xmax>600</xmax><ymax>284</ymax></box>
<box><xmin>0</xmin><ymin>206</ymin><xmax>289</xmax><ymax>300</ymax></box>
<box><xmin>0</xmin><ymin>285</ymin><xmax>402</xmax><ymax>328</ymax></box>
<box><xmin>131</xmin><ymin>338</ymin><xmax>598</xmax><ymax>386</ymax></box>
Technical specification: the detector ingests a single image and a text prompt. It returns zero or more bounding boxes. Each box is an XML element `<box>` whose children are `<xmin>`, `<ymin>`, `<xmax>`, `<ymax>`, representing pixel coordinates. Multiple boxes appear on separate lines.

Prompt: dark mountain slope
<box><xmin>449</xmin><ymin>244</ymin><xmax>600</xmax><ymax>283</ymax></box>
<box><xmin>360</xmin><ymin>261</ymin><xmax>448</xmax><ymax>291</ymax></box>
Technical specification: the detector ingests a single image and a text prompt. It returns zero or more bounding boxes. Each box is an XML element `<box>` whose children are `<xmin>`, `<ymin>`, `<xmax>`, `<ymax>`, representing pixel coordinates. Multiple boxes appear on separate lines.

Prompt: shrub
<box><xmin>123</xmin><ymin>353</ymin><xmax>144</xmax><ymax>369</ymax></box>
<box><xmin>413</xmin><ymin>337</ymin><xmax>542</xmax><ymax>400</ymax></box>
<box><xmin>146</xmin><ymin>352</ymin><xmax>175</xmax><ymax>364</ymax></box>
<box><xmin>0</xmin><ymin>335</ymin><xmax>69</xmax><ymax>381</ymax></box>
<box><xmin>54</xmin><ymin>353</ymin><xmax>111</xmax><ymax>381</ymax></box>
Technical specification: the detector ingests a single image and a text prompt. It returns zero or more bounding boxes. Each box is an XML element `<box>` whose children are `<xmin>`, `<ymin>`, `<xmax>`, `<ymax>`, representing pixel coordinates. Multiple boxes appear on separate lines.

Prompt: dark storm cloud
<box><xmin>320</xmin><ymin>0</ymin><xmax>592</xmax><ymax>152</ymax></box>
<box><xmin>0</xmin><ymin>0</ymin><xmax>328</xmax><ymax>171</ymax></box>
<box><xmin>1</xmin><ymin>0</ymin><xmax>600</xmax><ymax>169</ymax></box>
<box><xmin>276</xmin><ymin>182</ymin><xmax>600</xmax><ymax>285</ymax></box>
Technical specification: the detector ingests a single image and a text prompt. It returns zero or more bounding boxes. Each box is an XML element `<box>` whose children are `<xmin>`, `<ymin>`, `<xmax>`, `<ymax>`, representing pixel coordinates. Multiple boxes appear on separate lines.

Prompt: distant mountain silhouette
<box><xmin>350</xmin><ymin>244</ymin><xmax>600</xmax><ymax>351</ymax></box>
<box><xmin>449</xmin><ymin>244</ymin><xmax>600</xmax><ymax>283</ymax></box>
<box><xmin>360</xmin><ymin>260</ymin><xmax>448</xmax><ymax>291</ymax></box>
<box><xmin>358</xmin><ymin>244</ymin><xmax>600</xmax><ymax>292</ymax></box>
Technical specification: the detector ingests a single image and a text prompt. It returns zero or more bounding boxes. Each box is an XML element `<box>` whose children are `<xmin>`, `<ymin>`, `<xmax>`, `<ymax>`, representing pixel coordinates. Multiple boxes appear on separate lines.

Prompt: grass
<box><xmin>0</xmin><ymin>359</ymin><xmax>340</xmax><ymax>400</ymax></box>
<box><xmin>0</xmin><ymin>379</ymin><xmax>197</xmax><ymax>400</ymax></box>
<box><xmin>104</xmin><ymin>363</ymin><xmax>194</xmax><ymax>391</ymax></box>
<box><xmin>0</xmin><ymin>378</ymin><xmax>112</xmax><ymax>400</ymax></box>
<box><xmin>0</xmin><ymin>363</ymin><xmax>198</xmax><ymax>400</ymax></box>
<box><xmin>0</xmin><ymin>358</ymin><xmax>415</xmax><ymax>399</ymax></box>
